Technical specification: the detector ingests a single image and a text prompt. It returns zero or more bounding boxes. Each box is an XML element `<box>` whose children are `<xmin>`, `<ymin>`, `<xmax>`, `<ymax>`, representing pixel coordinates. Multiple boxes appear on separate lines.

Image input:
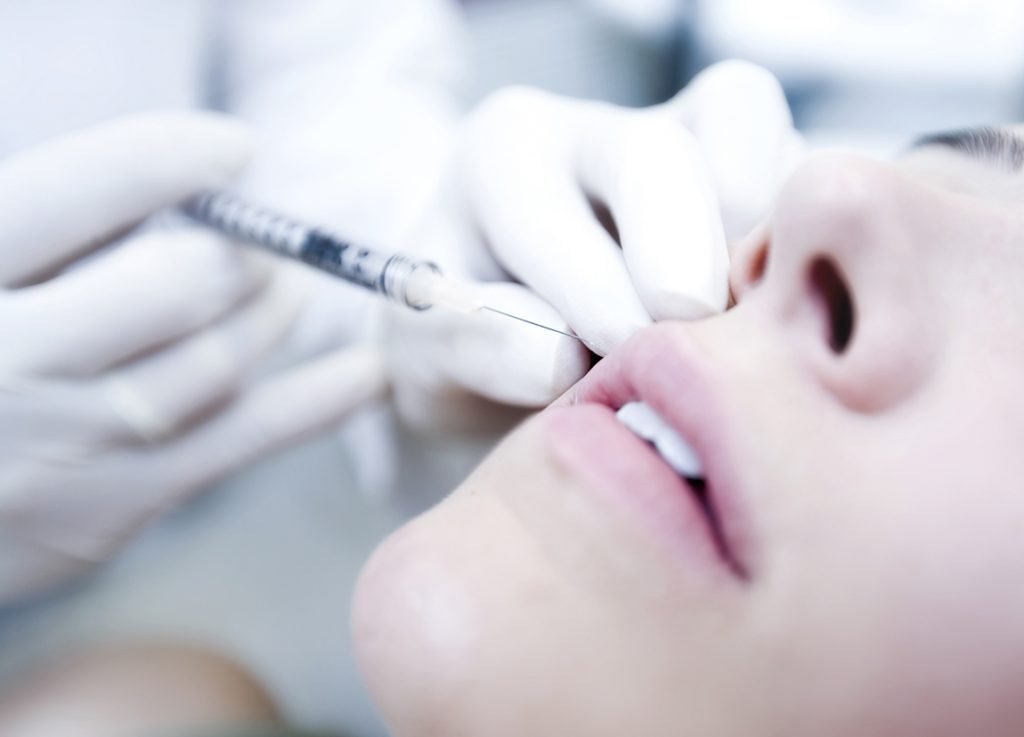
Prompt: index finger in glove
<box><xmin>575</xmin><ymin>113</ymin><xmax>731</xmax><ymax>323</ymax></box>
<box><xmin>456</xmin><ymin>88</ymin><xmax>652</xmax><ymax>357</ymax></box>
<box><xmin>661</xmin><ymin>60</ymin><xmax>803</xmax><ymax>239</ymax></box>
<box><xmin>0</xmin><ymin>111</ymin><xmax>255</xmax><ymax>286</ymax></box>
<box><xmin>5</xmin><ymin>229</ymin><xmax>272</xmax><ymax>377</ymax></box>
<box><xmin>465</xmin><ymin>154</ymin><xmax>653</xmax><ymax>355</ymax></box>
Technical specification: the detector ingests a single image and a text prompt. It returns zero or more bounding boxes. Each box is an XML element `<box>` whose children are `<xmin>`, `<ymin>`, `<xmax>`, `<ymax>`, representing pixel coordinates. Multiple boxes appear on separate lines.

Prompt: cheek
<box><xmin>754</xmin><ymin>418</ymin><xmax>1024</xmax><ymax>733</ymax></box>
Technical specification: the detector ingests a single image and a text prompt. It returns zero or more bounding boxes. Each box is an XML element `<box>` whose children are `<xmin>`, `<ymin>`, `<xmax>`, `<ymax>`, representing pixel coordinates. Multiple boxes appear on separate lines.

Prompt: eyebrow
<box><xmin>912</xmin><ymin>127</ymin><xmax>1024</xmax><ymax>172</ymax></box>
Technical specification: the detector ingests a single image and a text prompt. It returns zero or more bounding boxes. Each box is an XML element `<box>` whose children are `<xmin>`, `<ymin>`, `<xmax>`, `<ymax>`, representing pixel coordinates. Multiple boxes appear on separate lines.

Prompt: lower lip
<box><xmin>540</xmin><ymin>403</ymin><xmax>730</xmax><ymax>579</ymax></box>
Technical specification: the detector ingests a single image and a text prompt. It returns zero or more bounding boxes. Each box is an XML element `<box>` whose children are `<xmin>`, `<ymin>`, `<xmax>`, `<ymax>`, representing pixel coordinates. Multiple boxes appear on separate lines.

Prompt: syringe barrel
<box><xmin>183</xmin><ymin>191</ymin><xmax>439</xmax><ymax>311</ymax></box>
<box><xmin>183</xmin><ymin>191</ymin><xmax>308</xmax><ymax>258</ymax></box>
<box><xmin>301</xmin><ymin>234</ymin><xmax>439</xmax><ymax>310</ymax></box>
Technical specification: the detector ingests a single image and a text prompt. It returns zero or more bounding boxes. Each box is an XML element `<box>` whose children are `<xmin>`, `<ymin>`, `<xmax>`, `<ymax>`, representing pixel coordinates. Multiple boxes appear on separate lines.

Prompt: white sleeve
<box><xmin>212</xmin><ymin>1</ymin><xmax>472</xmax><ymax>504</ymax></box>
<box><xmin>215</xmin><ymin>0</ymin><xmax>467</xmax><ymax>247</ymax></box>
<box><xmin>213</xmin><ymin>0</ymin><xmax>466</xmax><ymax>352</ymax></box>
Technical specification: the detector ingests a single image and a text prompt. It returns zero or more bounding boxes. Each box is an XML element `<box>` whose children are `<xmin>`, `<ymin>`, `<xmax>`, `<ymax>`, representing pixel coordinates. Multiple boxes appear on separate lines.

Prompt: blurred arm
<box><xmin>211</xmin><ymin>0</ymin><xmax>472</xmax><ymax>503</ymax></box>
<box><xmin>217</xmin><ymin>0</ymin><xmax>467</xmax><ymax>247</ymax></box>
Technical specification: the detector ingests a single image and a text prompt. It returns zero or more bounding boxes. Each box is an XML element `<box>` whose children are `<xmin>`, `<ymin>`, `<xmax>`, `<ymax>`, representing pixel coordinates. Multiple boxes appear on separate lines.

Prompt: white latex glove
<box><xmin>386</xmin><ymin>60</ymin><xmax>803</xmax><ymax>434</ymax></box>
<box><xmin>0</xmin><ymin>112</ymin><xmax>387</xmax><ymax>605</ymax></box>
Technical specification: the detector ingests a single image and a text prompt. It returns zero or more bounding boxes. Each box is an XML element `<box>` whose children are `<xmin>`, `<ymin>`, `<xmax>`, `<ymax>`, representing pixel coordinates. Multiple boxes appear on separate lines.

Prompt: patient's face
<box><xmin>354</xmin><ymin>129</ymin><xmax>1024</xmax><ymax>736</ymax></box>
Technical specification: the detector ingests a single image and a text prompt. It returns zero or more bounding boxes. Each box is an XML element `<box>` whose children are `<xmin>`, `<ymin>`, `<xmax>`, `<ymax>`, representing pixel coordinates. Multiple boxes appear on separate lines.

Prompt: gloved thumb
<box><xmin>386</xmin><ymin>281</ymin><xmax>591</xmax><ymax>434</ymax></box>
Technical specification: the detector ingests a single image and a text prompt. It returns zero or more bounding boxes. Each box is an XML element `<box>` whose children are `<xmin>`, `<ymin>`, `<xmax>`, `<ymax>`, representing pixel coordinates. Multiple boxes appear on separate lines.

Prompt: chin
<box><xmin>351</xmin><ymin>515</ymin><xmax>457</xmax><ymax>736</ymax></box>
<box><xmin>351</xmin><ymin>495</ymin><xmax>522</xmax><ymax>736</ymax></box>
<box><xmin>350</xmin><ymin>430</ymin><xmax>603</xmax><ymax>737</ymax></box>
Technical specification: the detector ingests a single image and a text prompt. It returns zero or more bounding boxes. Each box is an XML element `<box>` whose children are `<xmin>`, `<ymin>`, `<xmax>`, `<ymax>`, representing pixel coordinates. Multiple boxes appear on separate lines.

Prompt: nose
<box><xmin>735</xmin><ymin>152</ymin><xmax>943</xmax><ymax>412</ymax></box>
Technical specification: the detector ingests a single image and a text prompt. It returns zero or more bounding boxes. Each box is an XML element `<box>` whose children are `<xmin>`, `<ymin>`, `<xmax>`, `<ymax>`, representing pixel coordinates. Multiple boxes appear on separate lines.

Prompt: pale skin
<box><xmin>353</xmin><ymin>128</ymin><xmax>1024</xmax><ymax>736</ymax></box>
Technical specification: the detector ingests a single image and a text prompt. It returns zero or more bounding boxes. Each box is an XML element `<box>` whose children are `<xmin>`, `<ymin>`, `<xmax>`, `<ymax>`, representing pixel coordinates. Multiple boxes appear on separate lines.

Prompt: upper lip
<box><xmin>554</xmin><ymin>323</ymin><xmax>753</xmax><ymax>580</ymax></box>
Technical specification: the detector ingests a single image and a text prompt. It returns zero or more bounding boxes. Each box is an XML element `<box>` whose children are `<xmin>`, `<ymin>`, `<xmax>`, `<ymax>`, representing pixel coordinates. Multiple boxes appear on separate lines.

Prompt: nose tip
<box><xmin>729</xmin><ymin>153</ymin><xmax>894</xmax><ymax>305</ymax></box>
<box><xmin>773</xmin><ymin>152</ymin><xmax>903</xmax><ymax>261</ymax></box>
<box><xmin>757</xmin><ymin>152</ymin><xmax>940</xmax><ymax>412</ymax></box>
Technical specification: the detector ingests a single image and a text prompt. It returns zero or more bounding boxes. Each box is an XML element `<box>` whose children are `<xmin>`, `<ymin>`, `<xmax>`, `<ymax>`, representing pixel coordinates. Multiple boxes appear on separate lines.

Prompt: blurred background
<box><xmin>2</xmin><ymin>1</ymin><xmax>1024</xmax><ymax>736</ymax></box>
<box><xmin>463</xmin><ymin>0</ymin><xmax>1024</xmax><ymax>149</ymax></box>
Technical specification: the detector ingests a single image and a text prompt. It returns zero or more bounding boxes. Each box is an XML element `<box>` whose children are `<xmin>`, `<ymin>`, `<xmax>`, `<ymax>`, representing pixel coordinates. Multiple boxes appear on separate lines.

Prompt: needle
<box><xmin>479</xmin><ymin>305</ymin><xmax>582</xmax><ymax>342</ymax></box>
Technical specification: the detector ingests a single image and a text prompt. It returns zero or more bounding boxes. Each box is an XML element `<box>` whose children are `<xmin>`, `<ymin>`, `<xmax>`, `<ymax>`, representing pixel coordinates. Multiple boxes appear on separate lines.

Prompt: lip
<box><xmin>545</xmin><ymin>323</ymin><xmax>752</xmax><ymax>581</ymax></box>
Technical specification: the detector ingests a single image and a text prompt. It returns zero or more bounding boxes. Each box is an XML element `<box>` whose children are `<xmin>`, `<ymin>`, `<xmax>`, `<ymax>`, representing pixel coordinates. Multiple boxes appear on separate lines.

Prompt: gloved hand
<box><xmin>385</xmin><ymin>61</ymin><xmax>803</xmax><ymax>435</ymax></box>
<box><xmin>0</xmin><ymin>112</ymin><xmax>387</xmax><ymax>605</ymax></box>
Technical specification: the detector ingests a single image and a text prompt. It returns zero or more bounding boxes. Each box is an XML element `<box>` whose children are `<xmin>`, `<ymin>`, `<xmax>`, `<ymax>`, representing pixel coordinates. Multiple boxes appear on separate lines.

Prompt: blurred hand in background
<box><xmin>0</xmin><ymin>112</ymin><xmax>388</xmax><ymax>605</ymax></box>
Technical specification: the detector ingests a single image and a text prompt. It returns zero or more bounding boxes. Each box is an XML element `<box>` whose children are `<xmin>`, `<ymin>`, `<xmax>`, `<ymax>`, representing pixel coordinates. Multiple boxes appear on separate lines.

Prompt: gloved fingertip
<box><xmin>547</xmin><ymin>336</ymin><xmax>593</xmax><ymax>397</ymax></box>
<box><xmin>429</xmin><ymin>283</ymin><xmax>591</xmax><ymax>405</ymax></box>
<box><xmin>695</xmin><ymin>60</ymin><xmax>787</xmax><ymax>100</ymax></box>
<box><xmin>497</xmin><ymin>313</ymin><xmax>593</xmax><ymax>403</ymax></box>
<box><xmin>129</xmin><ymin>110</ymin><xmax>259</xmax><ymax>185</ymax></box>
<box><xmin>576</xmin><ymin>313</ymin><xmax>651</xmax><ymax>358</ymax></box>
<box><xmin>646</xmin><ymin>291</ymin><xmax>723</xmax><ymax>323</ymax></box>
<box><xmin>188</xmin><ymin>117</ymin><xmax>260</xmax><ymax>184</ymax></box>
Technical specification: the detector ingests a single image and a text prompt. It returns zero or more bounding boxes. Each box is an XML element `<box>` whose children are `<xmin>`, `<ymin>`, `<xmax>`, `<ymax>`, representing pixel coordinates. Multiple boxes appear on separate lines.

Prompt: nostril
<box><xmin>729</xmin><ymin>230</ymin><xmax>771</xmax><ymax>304</ymax></box>
<box><xmin>808</xmin><ymin>257</ymin><xmax>855</xmax><ymax>354</ymax></box>
<box><xmin>745</xmin><ymin>240</ymin><xmax>770</xmax><ymax>287</ymax></box>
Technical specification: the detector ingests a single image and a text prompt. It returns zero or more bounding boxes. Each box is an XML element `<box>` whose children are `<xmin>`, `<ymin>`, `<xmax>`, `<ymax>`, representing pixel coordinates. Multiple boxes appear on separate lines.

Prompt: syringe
<box><xmin>182</xmin><ymin>190</ymin><xmax>481</xmax><ymax>314</ymax></box>
<box><xmin>183</xmin><ymin>191</ymin><xmax>578</xmax><ymax>340</ymax></box>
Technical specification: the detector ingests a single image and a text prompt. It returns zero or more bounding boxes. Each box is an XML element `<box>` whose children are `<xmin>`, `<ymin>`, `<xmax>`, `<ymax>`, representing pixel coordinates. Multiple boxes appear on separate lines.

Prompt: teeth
<box><xmin>616</xmin><ymin>401</ymin><xmax>704</xmax><ymax>479</ymax></box>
